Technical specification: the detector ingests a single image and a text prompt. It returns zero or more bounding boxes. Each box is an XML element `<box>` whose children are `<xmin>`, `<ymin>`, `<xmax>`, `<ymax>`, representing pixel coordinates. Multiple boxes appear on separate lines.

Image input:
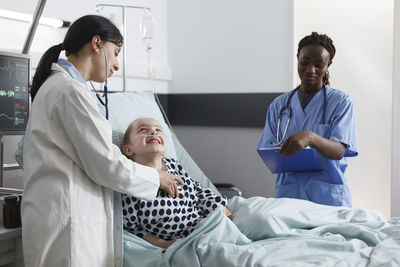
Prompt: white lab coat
<box><xmin>22</xmin><ymin>63</ymin><xmax>160</xmax><ymax>267</ymax></box>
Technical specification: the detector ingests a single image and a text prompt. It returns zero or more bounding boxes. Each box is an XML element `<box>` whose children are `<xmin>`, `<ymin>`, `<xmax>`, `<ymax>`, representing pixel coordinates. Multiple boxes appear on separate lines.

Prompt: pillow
<box><xmin>98</xmin><ymin>91</ymin><xmax>177</xmax><ymax>159</ymax></box>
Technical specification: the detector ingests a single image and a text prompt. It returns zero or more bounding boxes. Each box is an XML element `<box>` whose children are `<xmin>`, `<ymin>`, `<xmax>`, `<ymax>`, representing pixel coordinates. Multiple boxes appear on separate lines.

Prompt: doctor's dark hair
<box><xmin>297</xmin><ymin>32</ymin><xmax>336</xmax><ymax>85</ymax></box>
<box><xmin>31</xmin><ymin>15</ymin><xmax>123</xmax><ymax>101</ymax></box>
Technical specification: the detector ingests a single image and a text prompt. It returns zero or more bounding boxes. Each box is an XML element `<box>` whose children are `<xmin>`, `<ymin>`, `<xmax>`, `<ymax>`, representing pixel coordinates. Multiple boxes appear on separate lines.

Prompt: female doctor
<box><xmin>22</xmin><ymin>15</ymin><xmax>183</xmax><ymax>267</ymax></box>
<box><xmin>257</xmin><ymin>32</ymin><xmax>358</xmax><ymax>207</ymax></box>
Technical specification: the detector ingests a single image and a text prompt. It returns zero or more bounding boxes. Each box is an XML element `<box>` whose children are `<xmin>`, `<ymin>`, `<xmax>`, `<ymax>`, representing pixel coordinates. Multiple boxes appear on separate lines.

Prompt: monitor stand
<box><xmin>0</xmin><ymin>136</ymin><xmax>23</xmax><ymax>187</ymax></box>
<box><xmin>0</xmin><ymin>135</ymin><xmax>3</xmax><ymax>187</ymax></box>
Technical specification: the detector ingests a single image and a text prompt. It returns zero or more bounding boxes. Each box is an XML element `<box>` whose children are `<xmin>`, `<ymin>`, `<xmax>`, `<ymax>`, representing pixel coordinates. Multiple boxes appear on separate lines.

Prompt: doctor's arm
<box><xmin>279</xmin><ymin>131</ymin><xmax>346</xmax><ymax>160</ymax></box>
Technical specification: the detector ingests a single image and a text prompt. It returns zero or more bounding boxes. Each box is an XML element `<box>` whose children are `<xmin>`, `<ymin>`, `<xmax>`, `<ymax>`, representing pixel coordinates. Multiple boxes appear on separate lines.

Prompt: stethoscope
<box><xmin>275</xmin><ymin>84</ymin><xmax>327</xmax><ymax>146</ymax></box>
<box><xmin>90</xmin><ymin>47</ymin><xmax>109</xmax><ymax>120</ymax></box>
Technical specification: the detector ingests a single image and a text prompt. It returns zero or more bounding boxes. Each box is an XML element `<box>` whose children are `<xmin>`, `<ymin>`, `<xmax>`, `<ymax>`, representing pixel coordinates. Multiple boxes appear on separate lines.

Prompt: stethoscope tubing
<box><xmin>94</xmin><ymin>47</ymin><xmax>109</xmax><ymax>120</ymax></box>
<box><xmin>275</xmin><ymin>85</ymin><xmax>327</xmax><ymax>145</ymax></box>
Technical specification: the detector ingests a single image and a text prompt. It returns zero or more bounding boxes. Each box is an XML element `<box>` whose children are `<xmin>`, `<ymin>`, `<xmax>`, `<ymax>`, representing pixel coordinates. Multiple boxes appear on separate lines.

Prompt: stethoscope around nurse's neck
<box><xmin>274</xmin><ymin>84</ymin><xmax>328</xmax><ymax>146</ymax></box>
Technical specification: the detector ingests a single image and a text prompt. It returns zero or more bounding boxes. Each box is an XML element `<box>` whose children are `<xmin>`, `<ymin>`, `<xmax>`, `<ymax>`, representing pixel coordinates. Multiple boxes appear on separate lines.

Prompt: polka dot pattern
<box><xmin>122</xmin><ymin>157</ymin><xmax>227</xmax><ymax>240</ymax></box>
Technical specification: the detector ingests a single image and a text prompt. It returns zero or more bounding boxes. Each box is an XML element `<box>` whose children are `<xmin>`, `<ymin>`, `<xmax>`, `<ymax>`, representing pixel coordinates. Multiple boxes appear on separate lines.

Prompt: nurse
<box><xmin>22</xmin><ymin>15</ymin><xmax>183</xmax><ymax>267</ymax></box>
<box><xmin>257</xmin><ymin>32</ymin><xmax>358</xmax><ymax>207</ymax></box>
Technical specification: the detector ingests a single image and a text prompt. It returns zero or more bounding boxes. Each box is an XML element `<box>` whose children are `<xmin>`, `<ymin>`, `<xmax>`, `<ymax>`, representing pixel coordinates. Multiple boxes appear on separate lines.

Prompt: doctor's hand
<box><xmin>158</xmin><ymin>171</ymin><xmax>184</xmax><ymax>198</ymax></box>
<box><xmin>279</xmin><ymin>131</ymin><xmax>315</xmax><ymax>157</ymax></box>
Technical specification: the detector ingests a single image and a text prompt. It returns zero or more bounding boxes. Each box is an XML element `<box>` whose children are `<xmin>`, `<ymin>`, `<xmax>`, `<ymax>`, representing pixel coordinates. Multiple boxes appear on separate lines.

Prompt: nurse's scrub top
<box><xmin>257</xmin><ymin>85</ymin><xmax>358</xmax><ymax>207</ymax></box>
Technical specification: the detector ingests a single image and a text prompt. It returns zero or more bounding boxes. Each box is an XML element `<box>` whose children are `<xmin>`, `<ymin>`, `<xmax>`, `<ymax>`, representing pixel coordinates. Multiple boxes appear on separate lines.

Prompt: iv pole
<box><xmin>96</xmin><ymin>4</ymin><xmax>152</xmax><ymax>92</ymax></box>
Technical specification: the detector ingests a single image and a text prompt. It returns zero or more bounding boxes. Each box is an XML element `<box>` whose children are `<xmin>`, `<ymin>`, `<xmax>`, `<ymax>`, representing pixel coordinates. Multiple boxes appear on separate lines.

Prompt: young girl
<box><xmin>122</xmin><ymin>118</ymin><xmax>232</xmax><ymax>249</ymax></box>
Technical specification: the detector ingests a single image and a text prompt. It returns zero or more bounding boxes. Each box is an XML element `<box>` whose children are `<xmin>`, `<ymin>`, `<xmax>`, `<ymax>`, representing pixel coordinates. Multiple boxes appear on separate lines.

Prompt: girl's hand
<box><xmin>144</xmin><ymin>234</ymin><xmax>180</xmax><ymax>249</ymax></box>
<box><xmin>225</xmin><ymin>207</ymin><xmax>233</xmax><ymax>220</ymax></box>
<box><xmin>162</xmin><ymin>238</ymin><xmax>180</xmax><ymax>249</ymax></box>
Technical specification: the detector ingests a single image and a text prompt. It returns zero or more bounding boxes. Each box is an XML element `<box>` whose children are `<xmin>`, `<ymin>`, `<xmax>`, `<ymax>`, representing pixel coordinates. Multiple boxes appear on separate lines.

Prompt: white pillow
<box><xmin>98</xmin><ymin>91</ymin><xmax>177</xmax><ymax>159</ymax></box>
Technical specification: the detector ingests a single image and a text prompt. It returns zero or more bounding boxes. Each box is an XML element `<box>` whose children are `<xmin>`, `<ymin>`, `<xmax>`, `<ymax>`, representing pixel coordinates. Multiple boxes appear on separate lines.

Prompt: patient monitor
<box><xmin>0</xmin><ymin>51</ymin><xmax>30</xmax><ymax>135</ymax></box>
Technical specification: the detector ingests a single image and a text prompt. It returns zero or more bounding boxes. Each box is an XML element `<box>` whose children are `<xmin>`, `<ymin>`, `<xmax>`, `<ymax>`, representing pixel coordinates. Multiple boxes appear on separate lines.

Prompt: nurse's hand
<box><xmin>158</xmin><ymin>171</ymin><xmax>184</xmax><ymax>197</ymax></box>
<box><xmin>280</xmin><ymin>131</ymin><xmax>347</xmax><ymax>160</ymax></box>
<box><xmin>279</xmin><ymin>131</ymin><xmax>314</xmax><ymax>157</ymax></box>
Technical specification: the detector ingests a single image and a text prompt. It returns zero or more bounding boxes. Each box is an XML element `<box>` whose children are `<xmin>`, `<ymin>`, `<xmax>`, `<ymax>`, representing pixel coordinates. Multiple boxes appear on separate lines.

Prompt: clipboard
<box><xmin>257</xmin><ymin>146</ymin><xmax>322</xmax><ymax>173</ymax></box>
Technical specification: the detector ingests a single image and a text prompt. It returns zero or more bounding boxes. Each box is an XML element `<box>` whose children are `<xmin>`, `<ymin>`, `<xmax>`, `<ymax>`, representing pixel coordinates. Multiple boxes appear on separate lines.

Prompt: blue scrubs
<box><xmin>258</xmin><ymin>85</ymin><xmax>358</xmax><ymax>207</ymax></box>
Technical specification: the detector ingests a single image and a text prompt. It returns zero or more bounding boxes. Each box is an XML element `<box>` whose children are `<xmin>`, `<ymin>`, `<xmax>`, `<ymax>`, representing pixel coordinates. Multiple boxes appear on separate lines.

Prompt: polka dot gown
<box><xmin>122</xmin><ymin>157</ymin><xmax>227</xmax><ymax>240</ymax></box>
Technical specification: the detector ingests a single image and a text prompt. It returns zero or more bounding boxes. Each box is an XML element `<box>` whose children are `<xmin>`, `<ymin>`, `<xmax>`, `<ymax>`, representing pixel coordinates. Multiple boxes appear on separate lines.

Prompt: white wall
<box><xmin>392</xmin><ymin>0</ymin><xmax>400</xmax><ymax>217</ymax></box>
<box><xmin>168</xmin><ymin>0</ymin><xmax>294</xmax><ymax>94</ymax></box>
<box><xmin>168</xmin><ymin>0</ymin><xmax>294</xmax><ymax>198</ymax></box>
<box><xmin>295</xmin><ymin>0</ymin><xmax>393</xmax><ymax>217</ymax></box>
<box><xmin>0</xmin><ymin>0</ymin><xmax>170</xmax><ymax>188</ymax></box>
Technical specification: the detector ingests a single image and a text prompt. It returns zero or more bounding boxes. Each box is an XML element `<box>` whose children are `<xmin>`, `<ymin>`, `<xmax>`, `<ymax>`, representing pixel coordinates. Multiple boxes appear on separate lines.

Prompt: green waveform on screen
<box><xmin>0</xmin><ymin>114</ymin><xmax>14</xmax><ymax>120</ymax></box>
<box><xmin>14</xmin><ymin>117</ymin><xmax>25</xmax><ymax>125</ymax></box>
<box><xmin>0</xmin><ymin>90</ymin><xmax>15</xmax><ymax>97</ymax></box>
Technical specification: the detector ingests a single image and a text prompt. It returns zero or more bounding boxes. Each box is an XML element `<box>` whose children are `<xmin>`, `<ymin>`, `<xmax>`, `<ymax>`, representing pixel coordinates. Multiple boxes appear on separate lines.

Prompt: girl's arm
<box><xmin>143</xmin><ymin>234</ymin><xmax>179</xmax><ymax>249</ymax></box>
<box><xmin>225</xmin><ymin>206</ymin><xmax>233</xmax><ymax>219</ymax></box>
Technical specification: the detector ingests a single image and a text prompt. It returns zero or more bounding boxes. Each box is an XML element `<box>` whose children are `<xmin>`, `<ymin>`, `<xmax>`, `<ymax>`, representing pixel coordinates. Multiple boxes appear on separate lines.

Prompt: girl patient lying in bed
<box><xmin>121</xmin><ymin>118</ymin><xmax>232</xmax><ymax>249</ymax></box>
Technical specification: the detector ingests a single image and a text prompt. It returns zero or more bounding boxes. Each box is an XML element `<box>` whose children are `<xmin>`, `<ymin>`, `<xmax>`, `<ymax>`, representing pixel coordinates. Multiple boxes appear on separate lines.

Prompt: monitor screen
<box><xmin>0</xmin><ymin>51</ymin><xmax>30</xmax><ymax>135</ymax></box>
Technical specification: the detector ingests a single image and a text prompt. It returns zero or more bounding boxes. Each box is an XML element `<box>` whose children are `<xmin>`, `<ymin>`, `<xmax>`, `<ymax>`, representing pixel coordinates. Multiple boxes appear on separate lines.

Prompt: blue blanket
<box><xmin>123</xmin><ymin>196</ymin><xmax>400</xmax><ymax>266</ymax></box>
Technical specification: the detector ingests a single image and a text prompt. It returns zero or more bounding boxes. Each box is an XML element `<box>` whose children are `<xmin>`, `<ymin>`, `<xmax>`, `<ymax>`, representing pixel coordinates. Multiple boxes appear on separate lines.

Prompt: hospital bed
<box><xmin>97</xmin><ymin>91</ymin><xmax>400</xmax><ymax>266</ymax></box>
<box><xmin>15</xmin><ymin>90</ymin><xmax>400</xmax><ymax>266</ymax></box>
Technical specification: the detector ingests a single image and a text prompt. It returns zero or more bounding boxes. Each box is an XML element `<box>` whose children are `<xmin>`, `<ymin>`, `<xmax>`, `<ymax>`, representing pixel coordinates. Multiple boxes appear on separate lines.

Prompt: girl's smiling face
<box><xmin>123</xmin><ymin>118</ymin><xmax>166</xmax><ymax>159</ymax></box>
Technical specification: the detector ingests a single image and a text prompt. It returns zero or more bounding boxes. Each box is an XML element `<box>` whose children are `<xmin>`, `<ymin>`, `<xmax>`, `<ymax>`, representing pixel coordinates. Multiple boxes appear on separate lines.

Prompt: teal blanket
<box><xmin>123</xmin><ymin>197</ymin><xmax>400</xmax><ymax>266</ymax></box>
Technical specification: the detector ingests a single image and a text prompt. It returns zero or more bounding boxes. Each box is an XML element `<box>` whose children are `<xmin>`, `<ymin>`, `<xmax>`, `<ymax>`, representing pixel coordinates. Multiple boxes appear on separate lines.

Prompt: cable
<box><xmin>102</xmin><ymin>47</ymin><xmax>109</xmax><ymax>120</ymax></box>
<box><xmin>145</xmin><ymin>47</ymin><xmax>175</xmax><ymax>136</ymax></box>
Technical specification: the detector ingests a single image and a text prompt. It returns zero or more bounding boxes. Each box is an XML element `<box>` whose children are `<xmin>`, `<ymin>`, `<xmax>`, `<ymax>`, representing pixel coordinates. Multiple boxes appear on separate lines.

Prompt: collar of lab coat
<box><xmin>53</xmin><ymin>59</ymin><xmax>87</xmax><ymax>84</ymax></box>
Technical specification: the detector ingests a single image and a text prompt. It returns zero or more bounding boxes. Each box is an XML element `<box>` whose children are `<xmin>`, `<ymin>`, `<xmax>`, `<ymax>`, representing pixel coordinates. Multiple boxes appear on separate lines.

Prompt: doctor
<box><xmin>22</xmin><ymin>15</ymin><xmax>182</xmax><ymax>267</ymax></box>
<box><xmin>258</xmin><ymin>32</ymin><xmax>358</xmax><ymax>207</ymax></box>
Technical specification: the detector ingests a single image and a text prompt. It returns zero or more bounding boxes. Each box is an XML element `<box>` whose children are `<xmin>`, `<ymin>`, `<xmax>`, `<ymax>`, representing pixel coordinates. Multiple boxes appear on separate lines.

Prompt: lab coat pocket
<box><xmin>275</xmin><ymin>183</ymin><xmax>298</xmax><ymax>199</ymax></box>
<box><xmin>70</xmin><ymin>216</ymin><xmax>111</xmax><ymax>267</ymax></box>
<box><xmin>306</xmin><ymin>179</ymin><xmax>344</xmax><ymax>206</ymax></box>
<box><xmin>312</xmin><ymin>124</ymin><xmax>332</xmax><ymax>139</ymax></box>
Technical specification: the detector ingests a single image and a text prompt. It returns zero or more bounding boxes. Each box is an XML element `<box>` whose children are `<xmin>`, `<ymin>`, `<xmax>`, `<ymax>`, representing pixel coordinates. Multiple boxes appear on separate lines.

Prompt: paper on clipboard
<box><xmin>257</xmin><ymin>146</ymin><xmax>322</xmax><ymax>174</ymax></box>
